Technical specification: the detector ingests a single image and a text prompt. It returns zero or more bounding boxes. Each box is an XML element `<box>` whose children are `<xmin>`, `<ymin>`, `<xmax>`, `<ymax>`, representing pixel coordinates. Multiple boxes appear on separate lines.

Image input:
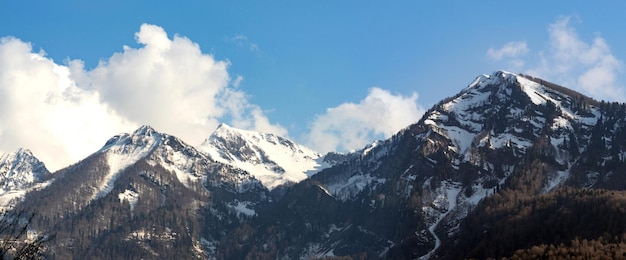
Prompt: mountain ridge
<box><xmin>4</xmin><ymin>70</ymin><xmax>626</xmax><ymax>259</ymax></box>
<box><xmin>198</xmin><ymin>123</ymin><xmax>331</xmax><ymax>190</ymax></box>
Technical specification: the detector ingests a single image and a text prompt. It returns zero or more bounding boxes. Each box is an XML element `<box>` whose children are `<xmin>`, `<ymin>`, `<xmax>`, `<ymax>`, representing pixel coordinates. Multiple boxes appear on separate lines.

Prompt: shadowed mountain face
<box><xmin>6</xmin><ymin>71</ymin><xmax>626</xmax><ymax>259</ymax></box>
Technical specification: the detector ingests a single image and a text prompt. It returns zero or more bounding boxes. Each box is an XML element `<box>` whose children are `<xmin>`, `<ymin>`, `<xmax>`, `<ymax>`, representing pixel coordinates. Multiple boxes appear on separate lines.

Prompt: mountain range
<box><xmin>3</xmin><ymin>70</ymin><xmax>626</xmax><ymax>259</ymax></box>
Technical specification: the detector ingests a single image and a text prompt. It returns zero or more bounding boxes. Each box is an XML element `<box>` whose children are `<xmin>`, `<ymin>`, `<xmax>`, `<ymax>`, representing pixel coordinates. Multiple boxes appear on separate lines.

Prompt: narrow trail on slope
<box><xmin>419</xmin><ymin>181</ymin><xmax>462</xmax><ymax>260</ymax></box>
<box><xmin>418</xmin><ymin>217</ymin><xmax>442</xmax><ymax>260</ymax></box>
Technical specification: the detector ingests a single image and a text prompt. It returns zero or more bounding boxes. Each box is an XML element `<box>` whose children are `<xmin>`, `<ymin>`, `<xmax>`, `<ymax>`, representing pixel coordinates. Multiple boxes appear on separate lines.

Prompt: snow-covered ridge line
<box><xmin>94</xmin><ymin>125</ymin><xmax>162</xmax><ymax>200</ymax></box>
<box><xmin>198</xmin><ymin>123</ymin><xmax>330</xmax><ymax>190</ymax></box>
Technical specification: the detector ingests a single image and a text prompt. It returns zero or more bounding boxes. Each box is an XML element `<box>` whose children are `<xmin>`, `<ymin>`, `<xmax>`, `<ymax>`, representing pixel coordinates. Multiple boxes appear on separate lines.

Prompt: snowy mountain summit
<box><xmin>95</xmin><ymin>125</ymin><xmax>263</xmax><ymax>199</ymax></box>
<box><xmin>198</xmin><ymin>123</ymin><xmax>330</xmax><ymax>190</ymax></box>
<box><xmin>0</xmin><ymin>148</ymin><xmax>50</xmax><ymax>206</ymax></box>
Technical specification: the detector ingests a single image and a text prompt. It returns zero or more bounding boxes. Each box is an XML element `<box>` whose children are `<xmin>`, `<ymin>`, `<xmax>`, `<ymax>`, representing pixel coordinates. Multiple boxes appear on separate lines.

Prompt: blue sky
<box><xmin>1</xmin><ymin>1</ymin><xmax>625</xmax><ymax>170</ymax></box>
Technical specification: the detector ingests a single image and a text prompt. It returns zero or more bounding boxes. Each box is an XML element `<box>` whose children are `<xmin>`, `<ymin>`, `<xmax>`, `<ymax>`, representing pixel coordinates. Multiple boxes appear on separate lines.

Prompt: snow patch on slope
<box><xmin>147</xmin><ymin>138</ymin><xmax>202</xmax><ymax>188</ymax></box>
<box><xmin>199</xmin><ymin>124</ymin><xmax>329</xmax><ymax>190</ymax></box>
<box><xmin>326</xmin><ymin>174</ymin><xmax>386</xmax><ymax>201</ymax></box>
<box><xmin>228</xmin><ymin>200</ymin><xmax>256</xmax><ymax>218</ymax></box>
<box><xmin>96</xmin><ymin>126</ymin><xmax>160</xmax><ymax>199</ymax></box>
<box><xmin>118</xmin><ymin>189</ymin><xmax>139</xmax><ymax>211</ymax></box>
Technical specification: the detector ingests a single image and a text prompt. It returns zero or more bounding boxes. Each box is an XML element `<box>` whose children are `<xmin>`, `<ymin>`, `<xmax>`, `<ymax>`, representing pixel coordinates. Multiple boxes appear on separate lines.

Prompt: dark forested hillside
<box><xmin>446</xmin><ymin>188</ymin><xmax>626</xmax><ymax>259</ymax></box>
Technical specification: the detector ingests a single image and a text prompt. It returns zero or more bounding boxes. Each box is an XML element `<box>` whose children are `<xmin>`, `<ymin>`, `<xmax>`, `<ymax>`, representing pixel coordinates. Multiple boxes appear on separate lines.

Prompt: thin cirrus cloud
<box><xmin>225</xmin><ymin>34</ymin><xmax>264</xmax><ymax>56</ymax></box>
<box><xmin>306</xmin><ymin>88</ymin><xmax>425</xmax><ymax>153</ymax></box>
<box><xmin>0</xmin><ymin>23</ymin><xmax>287</xmax><ymax>171</ymax></box>
<box><xmin>490</xmin><ymin>16</ymin><xmax>625</xmax><ymax>102</ymax></box>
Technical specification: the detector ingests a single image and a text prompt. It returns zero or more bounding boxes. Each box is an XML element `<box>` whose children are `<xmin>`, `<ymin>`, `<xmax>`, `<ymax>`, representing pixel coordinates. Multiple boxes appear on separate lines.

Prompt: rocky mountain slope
<box><xmin>216</xmin><ymin>71</ymin><xmax>626</xmax><ymax>259</ymax></box>
<box><xmin>4</xmin><ymin>70</ymin><xmax>626</xmax><ymax>259</ymax></box>
<box><xmin>0</xmin><ymin>148</ymin><xmax>50</xmax><ymax>207</ymax></box>
<box><xmin>198</xmin><ymin>123</ymin><xmax>330</xmax><ymax>190</ymax></box>
<box><xmin>17</xmin><ymin>125</ymin><xmax>270</xmax><ymax>258</ymax></box>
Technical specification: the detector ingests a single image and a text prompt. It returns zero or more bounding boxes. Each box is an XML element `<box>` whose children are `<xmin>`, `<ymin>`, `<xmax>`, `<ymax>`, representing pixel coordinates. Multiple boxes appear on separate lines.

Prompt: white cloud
<box><xmin>495</xmin><ymin>16</ymin><xmax>625</xmax><ymax>101</ymax></box>
<box><xmin>0</xmin><ymin>37</ymin><xmax>134</xmax><ymax>171</ymax></box>
<box><xmin>84</xmin><ymin>24</ymin><xmax>233</xmax><ymax>145</ymax></box>
<box><xmin>306</xmin><ymin>88</ymin><xmax>424</xmax><ymax>153</ymax></box>
<box><xmin>219</xmin><ymin>88</ymin><xmax>288</xmax><ymax>136</ymax></box>
<box><xmin>225</xmin><ymin>34</ymin><xmax>264</xmax><ymax>55</ymax></box>
<box><xmin>0</xmin><ymin>24</ymin><xmax>286</xmax><ymax>171</ymax></box>
<box><xmin>544</xmin><ymin>16</ymin><xmax>624</xmax><ymax>100</ymax></box>
<box><xmin>487</xmin><ymin>41</ymin><xmax>529</xmax><ymax>61</ymax></box>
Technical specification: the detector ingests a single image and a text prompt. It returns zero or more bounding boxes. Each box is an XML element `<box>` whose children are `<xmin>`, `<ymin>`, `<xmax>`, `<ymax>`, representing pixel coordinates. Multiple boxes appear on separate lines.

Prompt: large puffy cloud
<box><xmin>0</xmin><ymin>37</ymin><xmax>134</xmax><ymax>171</ymax></box>
<box><xmin>82</xmin><ymin>24</ymin><xmax>234</xmax><ymax>144</ymax></box>
<box><xmin>0</xmin><ymin>24</ymin><xmax>286</xmax><ymax>171</ymax></box>
<box><xmin>306</xmin><ymin>88</ymin><xmax>424</xmax><ymax>153</ymax></box>
<box><xmin>218</xmin><ymin>88</ymin><xmax>288</xmax><ymax>136</ymax></box>
<box><xmin>491</xmin><ymin>17</ymin><xmax>625</xmax><ymax>101</ymax></box>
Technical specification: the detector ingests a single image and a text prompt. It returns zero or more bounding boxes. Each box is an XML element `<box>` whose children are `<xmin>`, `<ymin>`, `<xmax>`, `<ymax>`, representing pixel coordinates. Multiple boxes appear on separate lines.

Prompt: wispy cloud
<box><xmin>306</xmin><ymin>88</ymin><xmax>424</xmax><ymax>153</ymax></box>
<box><xmin>487</xmin><ymin>41</ymin><xmax>529</xmax><ymax>61</ymax></box>
<box><xmin>225</xmin><ymin>34</ymin><xmax>264</xmax><ymax>56</ymax></box>
<box><xmin>490</xmin><ymin>16</ymin><xmax>625</xmax><ymax>101</ymax></box>
<box><xmin>0</xmin><ymin>24</ymin><xmax>286</xmax><ymax>171</ymax></box>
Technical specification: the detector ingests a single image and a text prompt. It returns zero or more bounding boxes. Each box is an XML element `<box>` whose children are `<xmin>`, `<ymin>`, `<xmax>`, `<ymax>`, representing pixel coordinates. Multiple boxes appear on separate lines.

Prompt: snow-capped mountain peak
<box><xmin>92</xmin><ymin>125</ymin><xmax>218</xmax><ymax>199</ymax></box>
<box><xmin>0</xmin><ymin>148</ymin><xmax>49</xmax><ymax>185</ymax></box>
<box><xmin>93</xmin><ymin>125</ymin><xmax>165</xmax><ymax>199</ymax></box>
<box><xmin>425</xmin><ymin>70</ymin><xmax>599</xmax><ymax>158</ymax></box>
<box><xmin>198</xmin><ymin>123</ymin><xmax>330</xmax><ymax>190</ymax></box>
<box><xmin>102</xmin><ymin>125</ymin><xmax>161</xmax><ymax>151</ymax></box>
<box><xmin>0</xmin><ymin>148</ymin><xmax>50</xmax><ymax>206</ymax></box>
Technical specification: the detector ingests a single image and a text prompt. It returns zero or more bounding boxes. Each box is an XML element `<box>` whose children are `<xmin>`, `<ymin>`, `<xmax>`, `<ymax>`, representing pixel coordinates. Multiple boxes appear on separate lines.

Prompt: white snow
<box><xmin>96</xmin><ymin>131</ymin><xmax>160</xmax><ymax>200</ymax></box>
<box><xmin>552</xmin><ymin>116</ymin><xmax>572</xmax><ymax>130</ymax></box>
<box><xmin>419</xmin><ymin>181</ymin><xmax>462</xmax><ymax>260</ymax></box>
<box><xmin>518</xmin><ymin>77</ymin><xmax>548</xmax><ymax>105</ymax></box>
<box><xmin>228</xmin><ymin>200</ymin><xmax>256</xmax><ymax>218</ymax></box>
<box><xmin>489</xmin><ymin>133</ymin><xmax>533</xmax><ymax>151</ymax></box>
<box><xmin>443</xmin><ymin>88</ymin><xmax>491</xmax><ymax>114</ymax></box>
<box><xmin>148</xmin><ymin>143</ymin><xmax>201</xmax><ymax>188</ymax></box>
<box><xmin>326</xmin><ymin>173</ymin><xmax>386</xmax><ymax>200</ymax></box>
<box><xmin>362</xmin><ymin>140</ymin><xmax>380</xmax><ymax>156</ymax></box>
<box><xmin>0</xmin><ymin>180</ymin><xmax>52</xmax><ymax>209</ymax></box>
<box><xmin>439</xmin><ymin>125</ymin><xmax>474</xmax><ymax>154</ymax></box>
<box><xmin>0</xmin><ymin>149</ymin><xmax>50</xmax><ymax>208</ymax></box>
<box><xmin>317</xmin><ymin>184</ymin><xmax>333</xmax><ymax>197</ymax></box>
<box><xmin>419</xmin><ymin>175</ymin><xmax>508</xmax><ymax>260</ymax></box>
<box><xmin>118</xmin><ymin>189</ymin><xmax>139</xmax><ymax>211</ymax></box>
<box><xmin>198</xmin><ymin>124</ymin><xmax>330</xmax><ymax>190</ymax></box>
<box><xmin>543</xmin><ymin>170</ymin><xmax>570</xmax><ymax>193</ymax></box>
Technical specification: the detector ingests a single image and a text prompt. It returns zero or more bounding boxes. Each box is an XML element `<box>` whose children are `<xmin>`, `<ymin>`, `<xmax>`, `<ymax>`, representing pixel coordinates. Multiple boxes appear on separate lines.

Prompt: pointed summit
<box><xmin>0</xmin><ymin>148</ymin><xmax>50</xmax><ymax>206</ymax></box>
<box><xmin>102</xmin><ymin>125</ymin><xmax>163</xmax><ymax>152</ymax></box>
<box><xmin>423</xmin><ymin>71</ymin><xmax>600</xmax><ymax>160</ymax></box>
<box><xmin>466</xmin><ymin>70</ymin><xmax>515</xmax><ymax>90</ymax></box>
<box><xmin>215</xmin><ymin>122</ymin><xmax>232</xmax><ymax>130</ymax></box>
<box><xmin>0</xmin><ymin>148</ymin><xmax>49</xmax><ymax>180</ymax></box>
<box><xmin>198</xmin><ymin>124</ymin><xmax>330</xmax><ymax>190</ymax></box>
<box><xmin>132</xmin><ymin>125</ymin><xmax>158</xmax><ymax>137</ymax></box>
